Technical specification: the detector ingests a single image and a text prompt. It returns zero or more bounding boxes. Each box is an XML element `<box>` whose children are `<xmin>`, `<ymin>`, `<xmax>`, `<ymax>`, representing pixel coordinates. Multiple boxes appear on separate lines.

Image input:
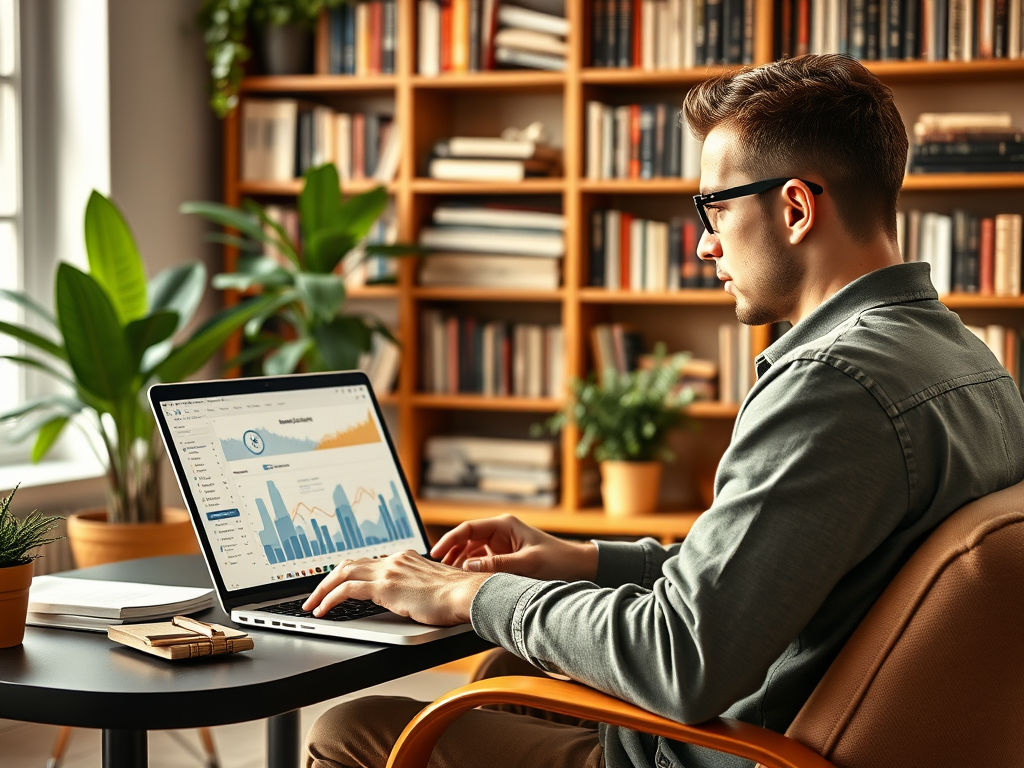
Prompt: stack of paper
<box><xmin>27</xmin><ymin>576</ymin><xmax>214</xmax><ymax>632</ymax></box>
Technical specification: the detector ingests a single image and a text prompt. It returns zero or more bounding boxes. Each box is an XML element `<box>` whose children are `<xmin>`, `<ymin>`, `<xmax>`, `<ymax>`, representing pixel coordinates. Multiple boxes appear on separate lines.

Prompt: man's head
<box><xmin>682</xmin><ymin>55</ymin><xmax>908</xmax><ymax>325</ymax></box>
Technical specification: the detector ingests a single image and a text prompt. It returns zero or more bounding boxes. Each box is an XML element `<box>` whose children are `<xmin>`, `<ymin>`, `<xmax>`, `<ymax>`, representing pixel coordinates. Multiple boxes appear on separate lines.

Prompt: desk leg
<box><xmin>268</xmin><ymin>710</ymin><xmax>301</xmax><ymax>768</ymax></box>
<box><xmin>102</xmin><ymin>729</ymin><xmax>147</xmax><ymax>768</ymax></box>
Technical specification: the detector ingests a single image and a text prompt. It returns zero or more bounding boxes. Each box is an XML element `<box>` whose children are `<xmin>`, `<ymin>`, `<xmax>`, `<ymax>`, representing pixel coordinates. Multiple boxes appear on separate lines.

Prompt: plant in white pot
<box><xmin>539</xmin><ymin>346</ymin><xmax>695</xmax><ymax>516</ymax></box>
<box><xmin>0</xmin><ymin>192</ymin><xmax>276</xmax><ymax>567</ymax></box>
<box><xmin>0</xmin><ymin>486</ymin><xmax>62</xmax><ymax>648</ymax></box>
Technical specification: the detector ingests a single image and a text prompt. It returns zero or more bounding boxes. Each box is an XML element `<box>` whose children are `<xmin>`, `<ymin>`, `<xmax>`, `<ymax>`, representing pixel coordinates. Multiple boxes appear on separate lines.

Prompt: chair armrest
<box><xmin>386</xmin><ymin>675</ymin><xmax>835</xmax><ymax>768</ymax></box>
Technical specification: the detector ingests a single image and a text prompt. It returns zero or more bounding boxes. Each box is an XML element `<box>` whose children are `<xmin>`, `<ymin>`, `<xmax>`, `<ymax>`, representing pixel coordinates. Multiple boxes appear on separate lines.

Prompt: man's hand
<box><xmin>301</xmin><ymin>551</ymin><xmax>492</xmax><ymax>626</ymax></box>
<box><xmin>431</xmin><ymin>515</ymin><xmax>599</xmax><ymax>582</ymax></box>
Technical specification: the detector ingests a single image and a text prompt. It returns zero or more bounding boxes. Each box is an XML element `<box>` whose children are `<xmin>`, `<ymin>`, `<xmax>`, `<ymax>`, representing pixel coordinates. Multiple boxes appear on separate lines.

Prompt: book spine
<box><xmin>706</xmin><ymin>0</ymin><xmax>724</xmax><ymax>61</ymax></box>
<box><xmin>726</xmin><ymin>0</ymin><xmax>744</xmax><ymax>61</ymax></box>
<box><xmin>668</xmin><ymin>218</ymin><xmax>683</xmax><ymax>290</ymax></box>
<box><xmin>695</xmin><ymin>0</ymin><xmax>708</xmax><ymax>62</ymax></box>
<box><xmin>619</xmin><ymin>0</ymin><xmax>635</xmax><ymax>66</ymax></box>
<box><xmin>994</xmin><ymin>0</ymin><xmax>1009</xmax><ymax>54</ymax></box>
<box><xmin>797</xmin><ymin>0</ymin><xmax>812</xmax><ymax>55</ymax></box>
<box><xmin>966</xmin><ymin>214</ymin><xmax>981</xmax><ymax>292</ymax></box>
<box><xmin>838</xmin><ymin>0</ymin><xmax>851</xmax><ymax>52</ymax></box>
<box><xmin>370</xmin><ymin>0</ymin><xmax>383</xmax><ymax>74</ymax></box>
<box><xmin>591</xmin><ymin>209</ymin><xmax>607</xmax><ymax>286</ymax></box>
<box><xmin>682</xmin><ymin>222</ymin><xmax>700</xmax><ymax>288</ymax></box>
<box><xmin>866</xmin><ymin>0</ymin><xmax>881</xmax><ymax>58</ymax></box>
<box><xmin>742</xmin><ymin>0</ymin><xmax>756</xmax><ymax>60</ymax></box>
<box><xmin>329</xmin><ymin>8</ymin><xmax>344</xmax><ymax>73</ymax></box>
<box><xmin>667</xmin><ymin>104</ymin><xmax>682</xmax><ymax>177</ymax></box>
<box><xmin>629</xmin><ymin>105</ymin><xmax>641</xmax><ymax>178</ymax></box>
<box><xmin>383</xmin><ymin>0</ymin><xmax>397</xmax><ymax>73</ymax></box>
<box><xmin>343</xmin><ymin>3</ymin><xmax>357</xmax><ymax>73</ymax></box>
<box><xmin>934</xmin><ymin>0</ymin><xmax>949</xmax><ymax>57</ymax></box>
<box><xmin>468</xmin><ymin>0</ymin><xmax>482</xmax><ymax>71</ymax></box>
<box><xmin>365</xmin><ymin>113</ymin><xmax>380</xmax><ymax>177</ymax></box>
<box><xmin>979</xmin><ymin>217</ymin><xmax>996</xmax><ymax>294</ymax></box>
<box><xmin>654</xmin><ymin>103</ymin><xmax>667</xmax><ymax>177</ymax></box>
<box><xmin>639</xmin><ymin>105</ymin><xmax>655</xmax><ymax>179</ymax></box>
<box><xmin>635</xmin><ymin>0</ymin><xmax>645</xmax><ymax>64</ymax></box>
<box><xmin>606</xmin><ymin>0</ymin><xmax>620</xmax><ymax>66</ymax></box>
<box><xmin>850</xmin><ymin>0</ymin><xmax>867</xmax><ymax>56</ymax></box>
<box><xmin>952</xmin><ymin>209</ymin><xmax>969</xmax><ymax>291</ymax></box>
<box><xmin>903</xmin><ymin>0</ymin><xmax>919</xmax><ymax>57</ymax></box>
<box><xmin>620</xmin><ymin>212</ymin><xmax>633</xmax><ymax>288</ymax></box>
<box><xmin>451</xmin><ymin>0</ymin><xmax>469</xmax><ymax>71</ymax></box>
<box><xmin>440</xmin><ymin>0</ymin><xmax>453</xmax><ymax>72</ymax></box>
<box><xmin>593</xmin><ymin>0</ymin><xmax>607</xmax><ymax>64</ymax></box>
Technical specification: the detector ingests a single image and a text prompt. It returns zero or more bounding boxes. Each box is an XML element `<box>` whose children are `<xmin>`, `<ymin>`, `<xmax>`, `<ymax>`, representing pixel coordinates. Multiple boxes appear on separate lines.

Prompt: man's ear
<box><xmin>781</xmin><ymin>180</ymin><xmax>816</xmax><ymax>245</ymax></box>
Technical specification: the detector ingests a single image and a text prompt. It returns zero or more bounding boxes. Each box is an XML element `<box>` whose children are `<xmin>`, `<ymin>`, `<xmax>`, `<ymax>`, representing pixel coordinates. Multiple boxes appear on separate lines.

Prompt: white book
<box><xmin>600</xmin><ymin>105</ymin><xmax>615</xmax><ymax>179</ymax></box>
<box><xmin>545</xmin><ymin>325</ymin><xmax>564</xmax><ymax>398</ymax></box>
<box><xmin>915</xmin><ymin>112</ymin><xmax>1013</xmax><ymax>130</ymax></box>
<box><xmin>476</xmin><ymin>463</ymin><xmax>558</xmax><ymax>483</ymax></box>
<box><xmin>482</xmin><ymin>323</ymin><xmax>497</xmax><ymax>395</ymax></box>
<box><xmin>827</xmin><ymin>0</ymin><xmax>841</xmax><ymax>52</ymax></box>
<box><xmin>241</xmin><ymin>99</ymin><xmax>268</xmax><ymax>180</ymax></box>
<box><xmin>718</xmin><ymin>323</ymin><xmax>738</xmax><ymax>404</ymax></box>
<box><xmin>811</xmin><ymin>0</ymin><xmax>826</xmax><ymax>53</ymax></box>
<box><xmin>985</xmin><ymin>324</ymin><xmax>1006</xmax><ymax>365</ymax></box>
<box><xmin>933</xmin><ymin>213</ymin><xmax>953</xmax><ymax>295</ymax></box>
<box><xmin>668</xmin><ymin>0</ymin><xmax>684</xmax><ymax>68</ymax></box>
<box><xmin>614</xmin><ymin>106</ymin><xmax>632</xmax><ymax>178</ymax></box>
<box><xmin>373</xmin><ymin>122</ymin><xmax>402</xmax><ymax>181</ymax></box>
<box><xmin>493</xmin><ymin>27</ymin><xmax>568</xmax><ymax>55</ymax></box>
<box><xmin>433</xmin><ymin>205</ymin><xmax>564</xmax><ymax>230</ymax></box>
<box><xmin>313</xmin><ymin>105</ymin><xmax>333</xmax><ymax>167</ymax></box>
<box><xmin>497</xmin><ymin>4</ymin><xmax>570</xmax><ymax>36</ymax></box>
<box><xmin>1009</xmin><ymin>0</ymin><xmax>1022</xmax><ymax>57</ymax></box>
<box><xmin>267</xmin><ymin>100</ymin><xmax>298</xmax><ymax>180</ymax></box>
<box><xmin>630</xmin><ymin>218</ymin><xmax>645</xmax><ymax>291</ymax></box>
<box><xmin>919</xmin><ymin>212</ymin><xmax>936</xmax><ymax>281</ymax></box>
<box><xmin>443</xmin><ymin>136</ymin><xmax>557</xmax><ymax>159</ymax></box>
<box><xmin>657</xmin><ymin>0</ymin><xmax>672</xmax><ymax>68</ymax></box>
<box><xmin>896</xmin><ymin>210</ymin><xmax>906</xmax><ymax>260</ymax></box>
<box><xmin>420</xmin><ymin>226</ymin><xmax>564</xmax><ymax>256</ymax></box>
<box><xmin>683</xmin><ymin>119</ymin><xmax>703</xmax><ymax>179</ymax></box>
<box><xmin>334</xmin><ymin>113</ymin><xmax>352</xmax><ymax>181</ymax></box>
<box><xmin>586</xmin><ymin>101</ymin><xmax>603</xmax><ymax>180</ymax></box>
<box><xmin>605</xmin><ymin>209</ymin><xmax>622</xmax><ymax>289</ymax></box>
<box><xmin>419</xmin><ymin>0</ymin><xmax>441</xmax><ymax>75</ymax></box>
<box><xmin>682</xmin><ymin>0</ymin><xmax>696</xmax><ymax>67</ymax></box>
<box><xmin>737</xmin><ymin>323</ymin><xmax>753</xmax><ymax>399</ymax></box>
<box><xmin>526</xmin><ymin>324</ymin><xmax>544</xmax><ymax>397</ymax></box>
<box><xmin>642</xmin><ymin>0</ymin><xmax>657</xmax><ymax>69</ymax></box>
<box><xmin>428</xmin><ymin>157</ymin><xmax>529</xmax><ymax>181</ymax></box>
<box><xmin>425</xmin><ymin>435</ymin><xmax>559</xmax><ymax>468</ymax></box>
<box><xmin>494</xmin><ymin>46</ymin><xmax>566</xmax><ymax>70</ymax></box>
<box><xmin>28</xmin><ymin>576</ymin><xmax>213</xmax><ymax>621</ymax></box>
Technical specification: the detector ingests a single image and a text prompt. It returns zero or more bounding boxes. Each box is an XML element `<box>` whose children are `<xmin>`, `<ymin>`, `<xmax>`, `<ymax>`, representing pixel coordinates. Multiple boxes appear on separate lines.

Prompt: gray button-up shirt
<box><xmin>470</xmin><ymin>262</ymin><xmax>1024</xmax><ymax>768</ymax></box>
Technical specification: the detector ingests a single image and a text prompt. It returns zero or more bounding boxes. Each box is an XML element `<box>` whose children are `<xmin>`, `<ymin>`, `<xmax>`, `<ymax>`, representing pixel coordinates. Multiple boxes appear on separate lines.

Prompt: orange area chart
<box><xmin>316</xmin><ymin>410</ymin><xmax>381</xmax><ymax>450</ymax></box>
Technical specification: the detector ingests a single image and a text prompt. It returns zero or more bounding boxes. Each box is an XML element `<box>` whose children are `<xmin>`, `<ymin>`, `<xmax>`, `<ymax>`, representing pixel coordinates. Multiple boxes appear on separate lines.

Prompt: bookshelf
<box><xmin>220</xmin><ymin>0</ymin><xmax>1024</xmax><ymax>542</ymax></box>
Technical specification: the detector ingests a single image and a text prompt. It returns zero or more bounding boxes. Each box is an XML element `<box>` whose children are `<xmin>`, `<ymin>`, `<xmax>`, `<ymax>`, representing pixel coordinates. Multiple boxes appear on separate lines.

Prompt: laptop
<box><xmin>150</xmin><ymin>371</ymin><xmax>473</xmax><ymax>645</ymax></box>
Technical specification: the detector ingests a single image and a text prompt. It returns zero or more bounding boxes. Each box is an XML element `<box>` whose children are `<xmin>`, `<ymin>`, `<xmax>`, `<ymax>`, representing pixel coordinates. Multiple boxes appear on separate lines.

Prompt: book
<box><xmin>434</xmin><ymin>137</ymin><xmax>562</xmax><ymax>162</ymax></box>
<box><xmin>425</xmin><ymin>436</ymin><xmax>559</xmax><ymax>467</ymax></box>
<box><xmin>419</xmin><ymin>253</ymin><xmax>561</xmax><ymax>289</ymax></box>
<box><xmin>420</xmin><ymin>226</ymin><xmax>564</xmax><ymax>256</ymax></box>
<box><xmin>427</xmin><ymin>157</ymin><xmax>555</xmax><ymax>181</ymax></box>
<box><xmin>497</xmin><ymin>4</ymin><xmax>570</xmax><ymax>35</ymax></box>
<box><xmin>432</xmin><ymin>204</ymin><xmax>564</xmax><ymax>229</ymax></box>
<box><xmin>108</xmin><ymin>618</ymin><xmax>253</xmax><ymax>660</ymax></box>
<box><xmin>494</xmin><ymin>46</ymin><xmax>567</xmax><ymax>69</ymax></box>
<box><xmin>493</xmin><ymin>27</ymin><xmax>569</xmax><ymax>55</ymax></box>
<box><xmin>28</xmin><ymin>576</ymin><xmax>214</xmax><ymax>622</ymax></box>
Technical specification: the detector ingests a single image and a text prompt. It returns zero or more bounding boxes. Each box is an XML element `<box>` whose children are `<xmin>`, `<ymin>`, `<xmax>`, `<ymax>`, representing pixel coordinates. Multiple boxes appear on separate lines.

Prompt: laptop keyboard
<box><xmin>260</xmin><ymin>598</ymin><xmax>388</xmax><ymax>622</ymax></box>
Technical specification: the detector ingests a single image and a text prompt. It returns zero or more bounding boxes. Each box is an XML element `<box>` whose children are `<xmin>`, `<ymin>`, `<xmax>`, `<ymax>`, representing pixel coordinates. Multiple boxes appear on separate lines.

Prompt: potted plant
<box><xmin>539</xmin><ymin>346</ymin><xmax>695</xmax><ymax>517</ymax></box>
<box><xmin>183</xmin><ymin>163</ymin><xmax>417</xmax><ymax>375</ymax></box>
<box><xmin>0</xmin><ymin>192</ymin><xmax>277</xmax><ymax>567</ymax></box>
<box><xmin>199</xmin><ymin>0</ymin><xmax>346</xmax><ymax>118</ymax></box>
<box><xmin>0</xmin><ymin>486</ymin><xmax>62</xmax><ymax>648</ymax></box>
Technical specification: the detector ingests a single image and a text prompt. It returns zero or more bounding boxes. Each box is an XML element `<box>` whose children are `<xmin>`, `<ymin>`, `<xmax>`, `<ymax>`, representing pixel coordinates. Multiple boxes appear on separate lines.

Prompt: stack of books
<box><xmin>585</xmin><ymin>101</ymin><xmax>702</xmax><ymax>180</ymax></box>
<box><xmin>589</xmin><ymin>212</ymin><xmax>718</xmax><ymax>291</ymax></box>
<box><xmin>427</xmin><ymin>136</ymin><xmax>562</xmax><ymax>181</ymax></box>
<box><xmin>592</xmin><ymin>0</ymin><xmax>756</xmax><ymax>67</ymax></box>
<box><xmin>419</xmin><ymin>202</ymin><xmax>564</xmax><ymax>289</ymax></box>
<box><xmin>965</xmin><ymin>324</ymin><xmax>1022</xmax><ymax>386</ymax></box>
<box><xmin>775</xmin><ymin>0</ymin><xmax>1024</xmax><ymax>61</ymax></box>
<box><xmin>418</xmin><ymin>1</ymin><xmax>569</xmax><ymax>74</ymax></box>
<box><xmin>421</xmin><ymin>436</ymin><xmax>559</xmax><ymax>507</ymax></box>
<box><xmin>909</xmin><ymin>113</ymin><xmax>1024</xmax><ymax>174</ymax></box>
<box><xmin>898</xmin><ymin>209</ymin><xmax>1022</xmax><ymax>296</ymax></box>
<box><xmin>27</xmin><ymin>575</ymin><xmax>214</xmax><ymax>632</ymax></box>
<box><xmin>718</xmin><ymin>322</ymin><xmax>755</xmax><ymax>405</ymax></box>
<box><xmin>420</xmin><ymin>309</ymin><xmax>564</xmax><ymax>397</ymax></box>
<box><xmin>327</xmin><ymin>0</ymin><xmax>398</xmax><ymax>75</ymax></box>
<box><xmin>241</xmin><ymin>100</ymin><xmax>400</xmax><ymax>182</ymax></box>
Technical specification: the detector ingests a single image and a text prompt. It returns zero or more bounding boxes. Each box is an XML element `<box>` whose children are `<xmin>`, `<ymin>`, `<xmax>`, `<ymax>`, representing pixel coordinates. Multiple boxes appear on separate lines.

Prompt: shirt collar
<box><xmin>755</xmin><ymin>262</ymin><xmax>938</xmax><ymax>377</ymax></box>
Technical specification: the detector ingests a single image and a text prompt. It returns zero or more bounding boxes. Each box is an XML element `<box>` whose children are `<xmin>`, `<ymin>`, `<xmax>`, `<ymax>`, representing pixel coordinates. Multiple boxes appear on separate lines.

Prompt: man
<box><xmin>303</xmin><ymin>55</ymin><xmax>1024</xmax><ymax>768</ymax></box>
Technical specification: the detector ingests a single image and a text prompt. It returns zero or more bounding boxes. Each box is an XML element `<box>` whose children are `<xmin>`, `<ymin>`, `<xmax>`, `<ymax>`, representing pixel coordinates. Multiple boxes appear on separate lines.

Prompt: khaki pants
<box><xmin>305</xmin><ymin>649</ymin><xmax>604</xmax><ymax>768</ymax></box>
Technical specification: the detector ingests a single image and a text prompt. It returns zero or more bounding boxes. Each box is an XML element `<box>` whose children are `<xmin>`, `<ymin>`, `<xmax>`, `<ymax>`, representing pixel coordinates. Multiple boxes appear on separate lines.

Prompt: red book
<box><xmin>446</xmin><ymin>316</ymin><xmax>459</xmax><ymax>394</ymax></box>
<box><xmin>352</xmin><ymin>113</ymin><xmax>366</xmax><ymax>179</ymax></box>
<box><xmin>440</xmin><ymin>0</ymin><xmax>452</xmax><ymax>72</ymax></box>
<box><xmin>629</xmin><ymin>105</ymin><xmax>641</xmax><ymax>178</ymax></box>
<box><xmin>633</xmin><ymin>0</ymin><xmax>643</xmax><ymax>66</ymax></box>
<box><xmin>681</xmin><ymin>221</ymin><xmax>698</xmax><ymax>285</ymax></box>
<box><xmin>620</xmin><ymin>212</ymin><xmax>633</xmax><ymax>289</ymax></box>
<box><xmin>796</xmin><ymin>0</ymin><xmax>811</xmax><ymax>56</ymax></box>
<box><xmin>979</xmin><ymin>217</ymin><xmax>996</xmax><ymax>296</ymax></box>
<box><xmin>780</xmin><ymin>0</ymin><xmax>794</xmax><ymax>56</ymax></box>
<box><xmin>369</xmin><ymin>1</ymin><xmax>382</xmax><ymax>74</ymax></box>
<box><xmin>500</xmin><ymin>330</ymin><xmax>511</xmax><ymax>395</ymax></box>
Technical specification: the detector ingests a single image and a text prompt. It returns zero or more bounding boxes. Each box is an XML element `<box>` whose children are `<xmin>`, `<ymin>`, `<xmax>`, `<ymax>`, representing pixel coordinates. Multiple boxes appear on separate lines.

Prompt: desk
<box><xmin>0</xmin><ymin>555</ymin><xmax>490</xmax><ymax>768</ymax></box>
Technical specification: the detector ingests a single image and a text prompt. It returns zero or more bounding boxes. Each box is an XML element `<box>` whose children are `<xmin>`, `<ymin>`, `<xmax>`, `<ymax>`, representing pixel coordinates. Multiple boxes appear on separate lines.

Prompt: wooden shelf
<box><xmin>411</xmin><ymin>178</ymin><xmax>566</xmax><ymax>195</ymax></box>
<box><xmin>240</xmin><ymin>75</ymin><xmax>398</xmax><ymax>93</ymax></box>
<box><xmin>865</xmin><ymin>59</ymin><xmax>1024</xmax><ymax>83</ymax></box>
<box><xmin>901</xmin><ymin>173</ymin><xmax>1024</xmax><ymax>191</ymax></box>
<box><xmin>687</xmin><ymin>401</ymin><xmax>741</xmax><ymax>419</ymax></box>
<box><xmin>417</xmin><ymin>502</ymin><xmax>703</xmax><ymax>541</ymax></box>
<box><xmin>237</xmin><ymin>179</ymin><xmax>396</xmax><ymax>196</ymax></box>
<box><xmin>411</xmin><ymin>394</ymin><xmax>563</xmax><ymax>411</ymax></box>
<box><xmin>581</xmin><ymin>179</ymin><xmax>700</xmax><ymax>194</ymax></box>
<box><xmin>411</xmin><ymin>71</ymin><xmax>565</xmax><ymax>92</ymax></box>
<box><xmin>579</xmin><ymin>288</ymin><xmax>733</xmax><ymax>305</ymax></box>
<box><xmin>413</xmin><ymin>287</ymin><xmax>566</xmax><ymax>302</ymax></box>
<box><xmin>347</xmin><ymin>285</ymin><xmax>400</xmax><ymax>299</ymax></box>
<box><xmin>580</xmin><ymin>65</ymin><xmax>745</xmax><ymax>86</ymax></box>
<box><xmin>940</xmin><ymin>294</ymin><xmax>1024</xmax><ymax>309</ymax></box>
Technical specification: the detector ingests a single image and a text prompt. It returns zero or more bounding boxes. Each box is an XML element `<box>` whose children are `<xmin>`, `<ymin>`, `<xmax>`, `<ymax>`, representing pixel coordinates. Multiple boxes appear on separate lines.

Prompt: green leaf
<box><xmin>84</xmin><ymin>191</ymin><xmax>149</xmax><ymax>324</ymax></box>
<box><xmin>125</xmin><ymin>311</ymin><xmax>179</xmax><ymax>371</ymax></box>
<box><xmin>242</xmin><ymin>199</ymin><xmax>301</xmax><ymax>266</ymax></box>
<box><xmin>0</xmin><ymin>320</ymin><xmax>66</xmax><ymax>361</ymax></box>
<box><xmin>151</xmin><ymin>294</ymin><xmax>278</xmax><ymax>382</ymax></box>
<box><xmin>298</xmin><ymin>163</ymin><xmax>342</xmax><ymax>242</ymax></box>
<box><xmin>32</xmin><ymin>416</ymin><xmax>70</xmax><ymax>462</ymax></box>
<box><xmin>9</xmin><ymin>398</ymin><xmax>86</xmax><ymax>443</ymax></box>
<box><xmin>148</xmin><ymin>262</ymin><xmax>207</xmax><ymax>334</ymax></box>
<box><xmin>203</xmin><ymin>232</ymin><xmax>265</xmax><ymax>253</ymax></box>
<box><xmin>0</xmin><ymin>289</ymin><xmax>58</xmax><ymax>327</ymax></box>
<box><xmin>295</xmin><ymin>273</ymin><xmax>346</xmax><ymax>323</ymax></box>
<box><xmin>180</xmin><ymin>201</ymin><xmax>269</xmax><ymax>243</ymax></box>
<box><xmin>211</xmin><ymin>255</ymin><xmax>293</xmax><ymax>291</ymax></box>
<box><xmin>55</xmin><ymin>263</ymin><xmax>134</xmax><ymax>401</ymax></box>
<box><xmin>311</xmin><ymin>316</ymin><xmax>371</xmax><ymax>371</ymax></box>
<box><xmin>337</xmin><ymin>185</ymin><xmax>389</xmax><ymax>241</ymax></box>
<box><xmin>305</xmin><ymin>224</ymin><xmax>358</xmax><ymax>274</ymax></box>
<box><xmin>243</xmin><ymin>290</ymin><xmax>299</xmax><ymax>338</ymax></box>
<box><xmin>223</xmin><ymin>336</ymin><xmax>285</xmax><ymax>372</ymax></box>
<box><xmin>0</xmin><ymin>355</ymin><xmax>75</xmax><ymax>388</ymax></box>
<box><xmin>0</xmin><ymin>394</ymin><xmax>82</xmax><ymax>423</ymax></box>
<box><xmin>264</xmin><ymin>338</ymin><xmax>312</xmax><ymax>375</ymax></box>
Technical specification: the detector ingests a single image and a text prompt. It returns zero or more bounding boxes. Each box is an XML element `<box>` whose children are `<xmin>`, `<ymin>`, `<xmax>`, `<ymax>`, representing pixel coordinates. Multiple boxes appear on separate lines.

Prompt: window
<box><xmin>0</xmin><ymin>0</ymin><xmax>21</xmax><ymax>419</ymax></box>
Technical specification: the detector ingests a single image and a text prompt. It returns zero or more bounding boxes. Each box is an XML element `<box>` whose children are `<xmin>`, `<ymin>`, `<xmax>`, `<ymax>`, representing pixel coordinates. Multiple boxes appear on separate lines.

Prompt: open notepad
<box><xmin>27</xmin><ymin>576</ymin><xmax>214</xmax><ymax>632</ymax></box>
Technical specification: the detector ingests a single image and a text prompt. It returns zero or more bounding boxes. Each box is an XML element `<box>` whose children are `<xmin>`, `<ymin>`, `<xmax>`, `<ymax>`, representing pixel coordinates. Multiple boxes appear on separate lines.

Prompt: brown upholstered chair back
<box><xmin>779</xmin><ymin>481</ymin><xmax>1024</xmax><ymax>768</ymax></box>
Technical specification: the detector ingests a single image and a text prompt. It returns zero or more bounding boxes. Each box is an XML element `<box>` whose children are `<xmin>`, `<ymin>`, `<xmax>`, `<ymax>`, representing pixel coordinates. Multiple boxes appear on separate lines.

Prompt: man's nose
<box><xmin>696</xmin><ymin>229</ymin><xmax>721</xmax><ymax>261</ymax></box>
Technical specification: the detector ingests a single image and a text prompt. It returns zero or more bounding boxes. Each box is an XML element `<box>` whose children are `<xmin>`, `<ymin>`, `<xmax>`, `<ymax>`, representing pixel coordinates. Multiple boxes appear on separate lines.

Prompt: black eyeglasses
<box><xmin>693</xmin><ymin>178</ymin><xmax>825</xmax><ymax>235</ymax></box>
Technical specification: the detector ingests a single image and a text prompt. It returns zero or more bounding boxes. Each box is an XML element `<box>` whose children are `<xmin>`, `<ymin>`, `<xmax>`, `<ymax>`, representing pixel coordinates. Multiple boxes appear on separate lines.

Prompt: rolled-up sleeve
<box><xmin>469</xmin><ymin>358</ymin><xmax>909</xmax><ymax>724</ymax></box>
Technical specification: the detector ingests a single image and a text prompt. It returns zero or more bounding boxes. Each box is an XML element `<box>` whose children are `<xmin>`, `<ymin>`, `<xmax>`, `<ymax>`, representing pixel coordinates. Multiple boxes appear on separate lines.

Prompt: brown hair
<box><xmin>682</xmin><ymin>54</ymin><xmax>908</xmax><ymax>242</ymax></box>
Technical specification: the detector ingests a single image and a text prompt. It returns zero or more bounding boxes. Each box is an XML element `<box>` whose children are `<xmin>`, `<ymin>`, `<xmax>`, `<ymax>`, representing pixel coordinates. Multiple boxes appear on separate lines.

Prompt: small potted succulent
<box><xmin>539</xmin><ymin>345</ymin><xmax>695</xmax><ymax>516</ymax></box>
<box><xmin>0</xmin><ymin>486</ymin><xmax>62</xmax><ymax>648</ymax></box>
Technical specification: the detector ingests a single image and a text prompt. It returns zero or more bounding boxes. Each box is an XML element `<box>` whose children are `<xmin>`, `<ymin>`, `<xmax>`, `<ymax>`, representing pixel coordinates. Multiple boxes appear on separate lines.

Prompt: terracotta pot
<box><xmin>66</xmin><ymin>508</ymin><xmax>200</xmax><ymax>569</ymax></box>
<box><xmin>0</xmin><ymin>560</ymin><xmax>33</xmax><ymax>648</ymax></box>
<box><xmin>600</xmin><ymin>461</ymin><xmax>663</xmax><ymax>517</ymax></box>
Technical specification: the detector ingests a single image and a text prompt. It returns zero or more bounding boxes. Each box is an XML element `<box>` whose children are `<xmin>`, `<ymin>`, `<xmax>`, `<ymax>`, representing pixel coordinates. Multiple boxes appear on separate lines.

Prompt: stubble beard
<box><xmin>733</xmin><ymin>227</ymin><xmax>804</xmax><ymax>327</ymax></box>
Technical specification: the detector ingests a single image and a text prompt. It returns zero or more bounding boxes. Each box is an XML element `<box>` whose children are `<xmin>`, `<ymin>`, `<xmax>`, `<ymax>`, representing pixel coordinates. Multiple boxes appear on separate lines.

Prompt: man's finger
<box><xmin>314</xmin><ymin>580</ymin><xmax>374</xmax><ymax>615</ymax></box>
<box><xmin>430</xmin><ymin>517</ymin><xmax>512</xmax><ymax>558</ymax></box>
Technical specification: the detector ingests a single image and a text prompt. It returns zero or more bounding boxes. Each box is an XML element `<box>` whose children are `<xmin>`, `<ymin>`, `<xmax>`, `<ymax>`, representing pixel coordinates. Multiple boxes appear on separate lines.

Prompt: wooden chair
<box><xmin>386</xmin><ymin>480</ymin><xmax>1024</xmax><ymax>768</ymax></box>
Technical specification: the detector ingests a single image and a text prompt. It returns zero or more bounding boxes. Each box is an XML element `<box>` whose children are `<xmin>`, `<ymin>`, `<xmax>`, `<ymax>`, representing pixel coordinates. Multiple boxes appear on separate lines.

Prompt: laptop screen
<box><xmin>158</xmin><ymin>382</ymin><xmax>427</xmax><ymax>592</ymax></box>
